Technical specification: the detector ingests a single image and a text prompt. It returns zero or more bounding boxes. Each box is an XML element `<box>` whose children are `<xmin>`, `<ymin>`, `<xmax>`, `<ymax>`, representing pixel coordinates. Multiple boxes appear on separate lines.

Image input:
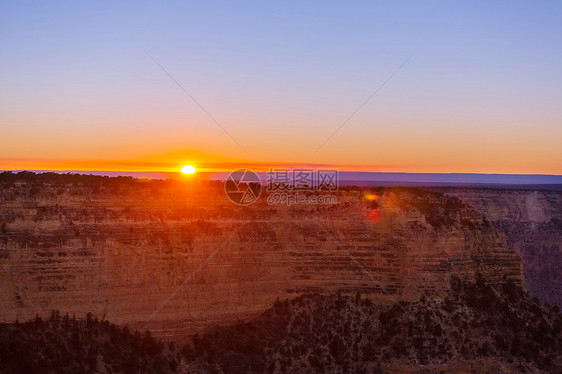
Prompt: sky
<box><xmin>1</xmin><ymin>1</ymin><xmax>561</xmax><ymax>174</ymax></box>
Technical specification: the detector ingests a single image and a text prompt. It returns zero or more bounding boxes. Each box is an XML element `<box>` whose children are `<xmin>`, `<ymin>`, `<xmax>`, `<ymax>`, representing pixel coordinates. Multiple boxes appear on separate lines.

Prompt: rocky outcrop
<box><xmin>439</xmin><ymin>188</ymin><xmax>562</xmax><ymax>307</ymax></box>
<box><xmin>0</xmin><ymin>174</ymin><xmax>524</xmax><ymax>340</ymax></box>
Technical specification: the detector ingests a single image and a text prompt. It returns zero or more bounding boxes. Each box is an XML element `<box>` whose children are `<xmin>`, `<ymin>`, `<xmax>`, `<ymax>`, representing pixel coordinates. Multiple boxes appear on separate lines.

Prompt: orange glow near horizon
<box><xmin>0</xmin><ymin>154</ymin><xmax>561</xmax><ymax>176</ymax></box>
<box><xmin>1</xmin><ymin>139</ymin><xmax>562</xmax><ymax>176</ymax></box>
<box><xmin>1</xmin><ymin>111</ymin><xmax>561</xmax><ymax>176</ymax></box>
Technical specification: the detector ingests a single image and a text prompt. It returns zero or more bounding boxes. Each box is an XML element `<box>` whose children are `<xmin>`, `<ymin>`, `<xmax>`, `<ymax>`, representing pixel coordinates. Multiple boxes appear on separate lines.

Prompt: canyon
<box><xmin>0</xmin><ymin>173</ymin><xmax>554</xmax><ymax>343</ymax></box>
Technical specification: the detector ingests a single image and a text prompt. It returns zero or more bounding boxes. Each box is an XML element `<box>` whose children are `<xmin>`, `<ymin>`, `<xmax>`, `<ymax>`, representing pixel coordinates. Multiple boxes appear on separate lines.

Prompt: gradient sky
<box><xmin>1</xmin><ymin>1</ymin><xmax>561</xmax><ymax>174</ymax></box>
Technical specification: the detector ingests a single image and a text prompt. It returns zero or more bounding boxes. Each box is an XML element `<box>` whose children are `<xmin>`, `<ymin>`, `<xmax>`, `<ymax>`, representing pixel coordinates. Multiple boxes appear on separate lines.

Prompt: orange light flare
<box><xmin>362</xmin><ymin>193</ymin><xmax>382</xmax><ymax>224</ymax></box>
<box><xmin>365</xmin><ymin>207</ymin><xmax>382</xmax><ymax>224</ymax></box>
<box><xmin>364</xmin><ymin>193</ymin><xmax>379</xmax><ymax>202</ymax></box>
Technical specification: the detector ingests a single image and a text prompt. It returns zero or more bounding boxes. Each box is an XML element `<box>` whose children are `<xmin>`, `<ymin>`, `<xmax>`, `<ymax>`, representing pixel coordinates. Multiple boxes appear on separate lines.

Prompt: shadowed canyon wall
<box><xmin>439</xmin><ymin>188</ymin><xmax>562</xmax><ymax>307</ymax></box>
<box><xmin>0</xmin><ymin>174</ymin><xmax>525</xmax><ymax>340</ymax></box>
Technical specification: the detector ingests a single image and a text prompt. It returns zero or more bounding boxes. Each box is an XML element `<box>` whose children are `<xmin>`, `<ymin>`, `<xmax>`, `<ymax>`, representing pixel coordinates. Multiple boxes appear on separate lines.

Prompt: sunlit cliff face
<box><xmin>0</xmin><ymin>174</ymin><xmax>526</xmax><ymax>342</ymax></box>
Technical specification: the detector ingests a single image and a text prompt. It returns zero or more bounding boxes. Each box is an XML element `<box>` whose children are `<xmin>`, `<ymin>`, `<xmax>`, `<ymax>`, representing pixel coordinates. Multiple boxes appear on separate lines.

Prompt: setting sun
<box><xmin>181</xmin><ymin>165</ymin><xmax>196</xmax><ymax>174</ymax></box>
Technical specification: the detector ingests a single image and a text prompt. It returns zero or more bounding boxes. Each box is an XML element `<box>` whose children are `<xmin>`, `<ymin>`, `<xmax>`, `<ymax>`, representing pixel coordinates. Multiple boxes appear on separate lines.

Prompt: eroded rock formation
<box><xmin>440</xmin><ymin>188</ymin><xmax>562</xmax><ymax>307</ymax></box>
<box><xmin>0</xmin><ymin>174</ymin><xmax>525</xmax><ymax>341</ymax></box>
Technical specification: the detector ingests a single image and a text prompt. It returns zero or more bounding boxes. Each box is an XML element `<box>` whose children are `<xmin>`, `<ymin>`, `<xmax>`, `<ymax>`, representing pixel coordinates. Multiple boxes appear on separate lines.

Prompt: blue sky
<box><xmin>1</xmin><ymin>1</ymin><xmax>561</xmax><ymax>174</ymax></box>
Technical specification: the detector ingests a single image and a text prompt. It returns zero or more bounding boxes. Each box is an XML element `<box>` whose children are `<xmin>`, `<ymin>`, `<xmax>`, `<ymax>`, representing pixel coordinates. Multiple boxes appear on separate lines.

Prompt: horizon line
<box><xmin>2</xmin><ymin>169</ymin><xmax>562</xmax><ymax>177</ymax></box>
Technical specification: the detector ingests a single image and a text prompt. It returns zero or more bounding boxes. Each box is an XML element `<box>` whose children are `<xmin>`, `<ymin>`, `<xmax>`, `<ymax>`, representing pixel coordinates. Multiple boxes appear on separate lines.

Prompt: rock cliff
<box><xmin>0</xmin><ymin>173</ymin><xmax>524</xmax><ymax>341</ymax></box>
<box><xmin>439</xmin><ymin>188</ymin><xmax>562</xmax><ymax>307</ymax></box>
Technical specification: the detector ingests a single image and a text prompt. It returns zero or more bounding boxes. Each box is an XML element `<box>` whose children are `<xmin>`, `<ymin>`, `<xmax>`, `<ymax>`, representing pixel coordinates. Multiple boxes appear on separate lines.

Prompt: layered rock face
<box><xmin>0</xmin><ymin>175</ymin><xmax>524</xmax><ymax>340</ymax></box>
<box><xmin>440</xmin><ymin>188</ymin><xmax>562</xmax><ymax>307</ymax></box>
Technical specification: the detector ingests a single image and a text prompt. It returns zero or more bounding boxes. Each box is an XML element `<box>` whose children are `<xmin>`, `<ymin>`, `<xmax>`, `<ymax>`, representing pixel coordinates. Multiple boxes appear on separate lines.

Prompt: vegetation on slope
<box><xmin>0</xmin><ymin>312</ymin><xmax>182</xmax><ymax>374</ymax></box>
<box><xmin>1</xmin><ymin>277</ymin><xmax>560</xmax><ymax>373</ymax></box>
<box><xmin>188</xmin><ymin>277</ymin><xmax>561</xmax><ymax>373</ymax></box>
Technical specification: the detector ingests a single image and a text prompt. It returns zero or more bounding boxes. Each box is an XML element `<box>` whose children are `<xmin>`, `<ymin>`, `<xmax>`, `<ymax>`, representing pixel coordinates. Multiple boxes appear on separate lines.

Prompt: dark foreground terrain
<box><xmin>1</xmin><ymin>278</ymin><xmax>560</xmax><ymax>373</ymax></box>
